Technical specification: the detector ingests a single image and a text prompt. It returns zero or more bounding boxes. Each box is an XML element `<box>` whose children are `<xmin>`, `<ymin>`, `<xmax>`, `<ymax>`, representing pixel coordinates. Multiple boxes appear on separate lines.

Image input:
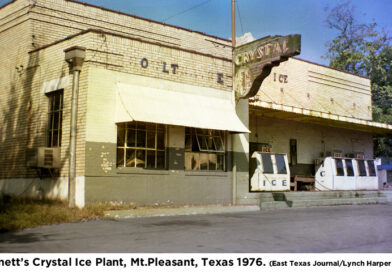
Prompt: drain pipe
<box><xmin>64</xmin><ymin>46</ymin><xmax>85</xmax><ymax>208</ymax></box>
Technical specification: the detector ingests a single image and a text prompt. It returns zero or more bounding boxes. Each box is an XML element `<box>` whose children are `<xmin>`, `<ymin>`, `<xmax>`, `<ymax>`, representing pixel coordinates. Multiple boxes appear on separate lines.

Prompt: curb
<box><xmin>104</xmin><ymin>205</ymin><xmax>260</xmax><ymax>219</ymax></box>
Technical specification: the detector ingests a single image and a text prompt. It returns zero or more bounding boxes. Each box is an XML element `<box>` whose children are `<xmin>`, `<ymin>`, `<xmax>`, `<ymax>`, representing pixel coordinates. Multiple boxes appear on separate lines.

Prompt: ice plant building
<box><xmin>0</xmin><ymin>0</ymin><xmax>391</xmax><ymax>208</ymax></box>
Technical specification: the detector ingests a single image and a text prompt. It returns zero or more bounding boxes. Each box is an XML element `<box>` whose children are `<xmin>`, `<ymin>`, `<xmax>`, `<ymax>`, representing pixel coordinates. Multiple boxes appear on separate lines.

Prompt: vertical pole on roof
<box><xmin>231</xmin><ymin>0</ymin><xmax>237</xmax><ymax>205</ymax></box>
<box><xmin>64</xmin><ymin>46</ymin><xmax>86</xmax><ymax>208</ymax></box>
<box><xmin>232</xmin><ymin>0</ymin><xmax>236</xmax><ymax>48</ymax></box>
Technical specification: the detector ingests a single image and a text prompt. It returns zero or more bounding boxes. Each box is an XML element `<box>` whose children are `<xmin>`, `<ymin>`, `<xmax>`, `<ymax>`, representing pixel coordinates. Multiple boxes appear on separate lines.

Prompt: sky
<box><xmin>1</xmin><ymin>0</ymin><xmax>391</xmax><ymax>65</ymax></box>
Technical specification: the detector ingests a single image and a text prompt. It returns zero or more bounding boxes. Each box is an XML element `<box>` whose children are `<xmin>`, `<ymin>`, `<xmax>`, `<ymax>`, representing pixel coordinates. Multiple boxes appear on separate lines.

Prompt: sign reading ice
<box><xmin>234</xmin><ymin>34</ymin><xmax>301</xmax><ymax>99</ymax></box>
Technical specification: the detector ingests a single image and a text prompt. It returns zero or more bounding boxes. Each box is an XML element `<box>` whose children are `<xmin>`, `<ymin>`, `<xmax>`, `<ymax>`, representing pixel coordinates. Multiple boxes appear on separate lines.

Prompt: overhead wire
<box><xmin>162</xmin><ymin>0</ymin><xmax>212</xmax><ymax>23</ymax></box>
<box><xmin>235</xmin><ymin>0</ymin><xmax>244</xmax><ymax>35</ymax></box>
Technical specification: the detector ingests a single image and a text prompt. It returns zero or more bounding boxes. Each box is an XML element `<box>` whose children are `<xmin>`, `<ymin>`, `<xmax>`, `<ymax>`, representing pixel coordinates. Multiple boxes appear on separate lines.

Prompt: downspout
<box><xmin>64</xmin><ymin>46</ymin><xmax>85</xmax><ymax>208</ymax></box>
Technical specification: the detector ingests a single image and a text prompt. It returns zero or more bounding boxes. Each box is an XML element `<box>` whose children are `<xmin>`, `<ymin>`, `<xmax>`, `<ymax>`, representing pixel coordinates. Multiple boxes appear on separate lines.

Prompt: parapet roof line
<box><xmin>0</xmin><ymin>0</ymin><xmax>17</xmax><ymax>10</ymax></box>
<box><xmin>65</xmin><ymin>0</ymin><xmax>231</xmax><ymax>44</ymax></box>
<box><xmin>28</xmin><ymin>28</ymin><xmax>232</xmax><ymax>63</ymax></box>
<box><xmin>293</xmin><ymin>57</ymin><xmax>370</xmax><ymax>80</ymax></box>
<box><xmin>0</xmin><ymin>0</ymin><xmax>231</xmax><ymax>43</ymax></box>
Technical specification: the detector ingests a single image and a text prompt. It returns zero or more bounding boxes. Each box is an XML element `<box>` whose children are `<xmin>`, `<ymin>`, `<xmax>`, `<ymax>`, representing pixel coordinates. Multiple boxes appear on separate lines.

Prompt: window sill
<box><xmin>184</xmin><ymin>171</ymin><xmax>229</xmax><ymax>177</ymax></box>
<box><xmin>117</xmin><ymin>167</ymin><xmax>170</xmax><ymax>175</ymax></box>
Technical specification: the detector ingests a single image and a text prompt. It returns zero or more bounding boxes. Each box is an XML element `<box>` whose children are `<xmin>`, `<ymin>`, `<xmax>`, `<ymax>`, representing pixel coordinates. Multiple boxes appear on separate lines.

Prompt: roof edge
<box><xmin>293</xmin><ymin>57</ymin><xmax>370</xmax><ymax>80</ymax></box>
<box><xmin>28</xmin><ymin>28</ymin><xmax>232</xmax><ymax>62</ymax></box>
<box><xmin>0</xmin><ymin>0</ymin><xmax>17</xmax><ymax>10</ymax></box>
<box><xmin>65</xmin><ymin>0</ymin><xmax>231</xmax><ymax>43</ymax></box>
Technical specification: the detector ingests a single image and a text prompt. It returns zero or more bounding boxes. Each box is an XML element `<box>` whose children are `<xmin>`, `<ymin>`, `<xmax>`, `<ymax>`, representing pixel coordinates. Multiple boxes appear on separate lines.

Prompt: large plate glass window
<box><xmin>47</xmin><ymin>90</ymin><xmax>63</xmax><ymax>147</ymax></box>
<box><xmin>117</xmin><ymin>122</ymin><xmax>166</xmax><ymax>169</ymax></box>
<box><xmin>185</xmin><ymin>128</ymin><xmax>225</xmax><ymax>171</ymax></box>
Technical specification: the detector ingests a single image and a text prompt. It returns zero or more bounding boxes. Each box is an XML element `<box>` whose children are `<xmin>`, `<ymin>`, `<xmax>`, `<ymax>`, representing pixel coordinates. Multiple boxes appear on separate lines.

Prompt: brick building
<box><xmin>1</xmin><ymin>0</ymin><xmax>391</xmax><ymax>207</ymax></box>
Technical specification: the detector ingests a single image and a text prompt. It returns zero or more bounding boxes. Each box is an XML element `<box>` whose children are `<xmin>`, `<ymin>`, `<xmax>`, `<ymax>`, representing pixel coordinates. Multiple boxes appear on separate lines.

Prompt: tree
<box><xmin>324</xmin><ymin>0</ymin><xmax>392</xmax><ymax>157</ymax></box>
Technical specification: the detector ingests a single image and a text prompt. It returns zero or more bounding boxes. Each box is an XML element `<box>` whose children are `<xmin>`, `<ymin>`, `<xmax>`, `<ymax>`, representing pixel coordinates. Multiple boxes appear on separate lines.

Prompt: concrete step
<box><xmin>260</xmin><ymin>197</ymin><xmax>389</xmax><ymax>210</ymax></box>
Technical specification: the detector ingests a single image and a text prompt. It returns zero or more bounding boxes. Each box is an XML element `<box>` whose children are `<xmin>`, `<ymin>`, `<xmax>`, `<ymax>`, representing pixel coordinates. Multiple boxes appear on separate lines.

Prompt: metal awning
<box><xmin>250</xmin><ymin>99</ymin><xmax>392</xmax><ymax>135</ymax></box>
<box><xmin>116</xmin><ymin>82</ymin><xmax>249</xmax><ymax>133</ymax></box>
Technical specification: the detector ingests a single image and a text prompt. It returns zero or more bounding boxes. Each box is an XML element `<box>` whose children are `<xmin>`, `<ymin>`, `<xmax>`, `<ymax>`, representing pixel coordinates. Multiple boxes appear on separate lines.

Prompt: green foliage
<box><xmin>324</xmin><ymin>0</ymin><xmax>392</xmax><ymax>157</ymax></box>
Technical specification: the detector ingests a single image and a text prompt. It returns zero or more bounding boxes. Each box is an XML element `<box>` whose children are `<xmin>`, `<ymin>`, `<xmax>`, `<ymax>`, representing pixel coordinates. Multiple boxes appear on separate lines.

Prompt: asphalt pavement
<box><xmin>1</xmin><ymin>204</ymin><xmax>392</xmax><ymax>253</ymax></box>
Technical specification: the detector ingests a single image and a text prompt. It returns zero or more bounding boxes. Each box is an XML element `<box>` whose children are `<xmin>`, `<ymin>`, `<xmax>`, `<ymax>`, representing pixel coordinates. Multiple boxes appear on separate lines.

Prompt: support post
<box><xmin>231</xmin><ymin>0</ymin><xmax>237</xmax><ymax>205</ymax></box>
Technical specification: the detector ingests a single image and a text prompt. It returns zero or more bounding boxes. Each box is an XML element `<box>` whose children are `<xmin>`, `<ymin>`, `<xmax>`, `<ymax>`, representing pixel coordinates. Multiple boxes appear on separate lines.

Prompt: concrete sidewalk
<box><xmin>104</xmin><ymin>205</ymin><xmax>260</xmax><ymax>218</ymax></box>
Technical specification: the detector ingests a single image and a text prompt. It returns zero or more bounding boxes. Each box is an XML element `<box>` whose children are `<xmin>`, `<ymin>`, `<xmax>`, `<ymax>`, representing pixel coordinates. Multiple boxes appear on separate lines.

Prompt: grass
<box><xmin>0</xmin><ymin>196</ymin><xmax>136</xmax><ymax>232</ymax></box>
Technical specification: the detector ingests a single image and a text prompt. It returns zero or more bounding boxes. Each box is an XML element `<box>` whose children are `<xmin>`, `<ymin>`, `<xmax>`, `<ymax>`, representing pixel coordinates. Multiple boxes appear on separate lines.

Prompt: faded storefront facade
<box><xmin>1</xmin><ymin>0</ymin><xmax>391</xmax><ymax>208</ymax></box>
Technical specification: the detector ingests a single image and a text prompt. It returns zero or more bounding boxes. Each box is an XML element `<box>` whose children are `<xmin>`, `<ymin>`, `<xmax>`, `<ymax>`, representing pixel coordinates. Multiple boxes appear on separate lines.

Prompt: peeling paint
<box><xmin>100</xmin><ymin>152</ymin><xmax>113</xmax><ymax>173</ymax></box>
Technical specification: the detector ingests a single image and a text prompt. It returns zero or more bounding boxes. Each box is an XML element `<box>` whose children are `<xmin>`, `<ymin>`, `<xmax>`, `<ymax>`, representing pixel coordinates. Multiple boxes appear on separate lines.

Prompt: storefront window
<box><xmin>345</xmin><ymin>159</ymin><xmax>354</xmax><ymax>176</ymax></box>
<box><xmin>185</xmin><ymin>128</ymin><xmax>225</xmax><ymax>171</ymax></box>
<box><xmin>275</xmin><ymin>154</ymin><xmax>287</xmax><ymax>174</ymax></box>
<box><xmin>47</xmin><ymin>90</ymin><xmax>63</xmax><ymax>147</ymax></box>
<box><xmin>261</xmin><ymin>153</ymin><xmax>274</xmax><ymax>174</ymax></box>
<box><xmin>357</xmin><ymin>160</ymin><xmax>367</xmax><ymax>176</ymax></box>
<box><xmin>335</xmin><ymin>159</ymin><xmax>344</xmax><ymax>176</ymax></box>
<box><xmin>117</xmin><ymin>122</ymin><xmax>166</xmax><ymax>169</ymax></box>
<box><xmin>367</xmin><ymin>160</ymin><xmax>376</xmax><ymax>176</ymax></box>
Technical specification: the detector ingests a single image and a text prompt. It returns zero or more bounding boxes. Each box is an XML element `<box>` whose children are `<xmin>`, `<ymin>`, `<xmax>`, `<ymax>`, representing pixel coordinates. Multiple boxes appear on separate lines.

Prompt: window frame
<box><xmin>47</xmin><ymin>90</ymin><xmax>63</xmax><ymax>147</ymax></box>
<box><xmin>116</xmin><ymin>122</ymin><xmax>167</xmax><ymax>169</ymax></box>
<box><xmin>184</xmin><ymin>128</ymin><xmax>226</xmax><ymax>171</ymax></box>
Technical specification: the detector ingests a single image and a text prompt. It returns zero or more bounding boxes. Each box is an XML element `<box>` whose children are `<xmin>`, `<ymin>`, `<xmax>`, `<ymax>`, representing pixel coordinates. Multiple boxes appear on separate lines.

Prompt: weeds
<box><xmin>0</xmin><ymin>196</ymin><xmax>135</xmax><ymax>232</ymax></box>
